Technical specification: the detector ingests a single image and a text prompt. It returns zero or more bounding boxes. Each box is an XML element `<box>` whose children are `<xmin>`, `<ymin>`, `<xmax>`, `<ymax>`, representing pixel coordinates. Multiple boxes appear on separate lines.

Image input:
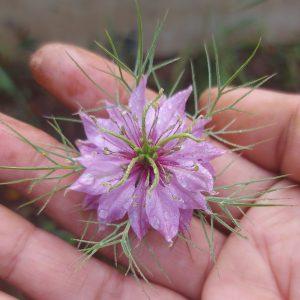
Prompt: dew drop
<box><xmin>181</xmin><ymin>180</ymin><xmax>187</xmax><ymax>188</ymax></box>
<box><xmin>99</xmin><ymin>209</ymin><xmax>108</xmax><ymax>219</ymax></box>
<box><xmin>177</xmin><ymin>197</ymin><xmax>184</xmax><ymax>204</ymax></box>
<box><xmin>152</xmin><ymin>216</ymin><xmax>160</xmax><ymax>228</ymax></box>
<box><xmin>124</xmin><ymin>202</ymin><xmax>131</xmax><ymax>210</ymax></box>
<box><xmin>83</xmin><ymin>173</ymin><xmax>95</xmax><ymax>185</ymax></box>
<box><xmin>164</xmin><ymin>211</ymin><xmax>169</xmax><ymax>220</ymax></box>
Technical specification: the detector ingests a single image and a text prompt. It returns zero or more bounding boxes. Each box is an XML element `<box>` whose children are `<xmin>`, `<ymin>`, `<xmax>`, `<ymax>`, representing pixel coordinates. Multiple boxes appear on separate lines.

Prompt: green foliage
<box><xmin>0</xmin><ymin>66</ymin><xmax>19</xmax><ymax>97</ymax></box>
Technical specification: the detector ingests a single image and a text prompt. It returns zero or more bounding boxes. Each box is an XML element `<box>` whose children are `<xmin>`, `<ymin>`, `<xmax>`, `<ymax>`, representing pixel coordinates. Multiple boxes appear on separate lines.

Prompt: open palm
<box><xmin>0</xmin><ymin>44</ymin><xmax>299</xmax><ymax>300</ymax></box>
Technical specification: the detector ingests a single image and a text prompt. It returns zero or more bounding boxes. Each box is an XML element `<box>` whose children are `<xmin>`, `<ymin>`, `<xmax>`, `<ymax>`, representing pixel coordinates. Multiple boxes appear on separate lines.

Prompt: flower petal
<box><xmin>83</xmin><ymin>194</ymin><xmax>99</xmax><ymax>210</ymax></box>
<box><xmin>69</xmin><ymin>168</ymin><xmax>122</xmax><ymax>195</ymax></box>
<box><xmin>155</xmin><ymin>85</ymin><xmax>192</xmax><ymax>138</ymax></box>
<box><xmin>79</xmin><ymin>112</ymin><xmax>104</xmax><ymax>148</ymax></box>
<box><xmin>179</xmin><ymin>209</ymin><xmax>193</xmax><ymax>232</ymax></box>
<box><xmin>164</xmin><ymin>140</ymin><xmax>224</xmax><ymax>163</ymax></box>
<box><xmin>146</xmin><ymin>185</ymin><xmax>180</xmax><ymax>242</ymax></box>
<box><xmin>195</xmin><ymin>142</ymin><xmax>226</xmax><ymax>161</ymax></box>
<box><xmin>69</xmin><ymin>153</ymin><xmax>127</xmax><ymax>195</ymax></box>
<box><xmin>76</xmin><ymin>139</ymin><xmax>98</xmax><ymax>155</ymax></box>
<box><xmin>164</xmin><ymin>85</ymin><xmax>192</xmax><ymax>116</ymax></box>
<box><xmin>166</xmin><ymin>176</ymin><xmax>209</xmax><ymax>211</ymax></box>
<box><xmin>145</xmin><ymin>105</ymin><xmax>158</xmax><ymax>140</ymax></box>
<box><xmin>97</xmin><ymin>177</ymin><xmax>136</xmax><ymax>223</ymax></box>
<box><xmin>79</xmin><ymin>111</ymin><xmax>133</xmax><ymax>153</ymax></box>
<box><xmin>105</xmin><ymin>102</ymin><xmax>142</xmax><ymax>147</ymax></box>
<box><xmin>192</xmin><ymin>117</ymin><xmax>211</xmax><ymax>138</ymax></box>
<box><xmin>128</xmin><ymin>75</ymin><xmax>147</xmax><ymax>122</ymax></box>
<box><xmin>76</xmin><ymin>149</ymin><xmax>129</xmax><ymax>169</ymax></box>
<box><xmin>128</xmin><ymin>173</ymin><xmax>149</xmax><ymax>239</ymax></box>
<box><xmin>201</xmin><ymin>161</ymin><xmax>215</xmax><ymax>177</ymax></box>
<box><xmin>97</xmin><ymin>114</ymin><xmax>137</xmax><ymax>152</ymax></box>
<box><xmin>168</xmin><ymin>163</ymin><xmax>214</xmax><ymax>193</ymax></box>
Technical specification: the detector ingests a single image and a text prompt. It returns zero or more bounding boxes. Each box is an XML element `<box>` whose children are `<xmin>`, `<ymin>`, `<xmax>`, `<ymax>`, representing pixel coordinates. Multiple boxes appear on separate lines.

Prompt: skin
<box><xmin>0</xmin><ymin>43</ymin><xmax>299</xmax><ymax>300</ymax></box>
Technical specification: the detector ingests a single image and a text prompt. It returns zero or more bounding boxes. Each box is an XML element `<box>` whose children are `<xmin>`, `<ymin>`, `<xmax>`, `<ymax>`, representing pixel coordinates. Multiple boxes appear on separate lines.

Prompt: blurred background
<box><xmin>1</xmin><ymin>0</ymin><xmax>300</xmax><ymax>297</ymax></box>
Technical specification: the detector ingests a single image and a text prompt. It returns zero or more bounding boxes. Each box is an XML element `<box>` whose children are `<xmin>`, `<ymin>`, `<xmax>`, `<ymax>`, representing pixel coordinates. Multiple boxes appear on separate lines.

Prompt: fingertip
<box><xmin>30</xmin><ymin>43</ymin><xmax>122</xmax><ymax>111</ymax></box>
<box><xmin>30</xmin><ymin>43</ymin><xmax>74</xmax><ymax>85</ymax></box>
<box><xmin>30</xmin><ymin>43</ymin><xmax>82</xmax><ymax>109</ymax></box>
<box><xmin>30</xmin><ymin>43</ymin><xmax>64</xmax><ymax>72</ymax></box>
<box><xmin>199</xmin><ymin>87</ymin><xmax>218</xmax><ymax>105</ymax></box>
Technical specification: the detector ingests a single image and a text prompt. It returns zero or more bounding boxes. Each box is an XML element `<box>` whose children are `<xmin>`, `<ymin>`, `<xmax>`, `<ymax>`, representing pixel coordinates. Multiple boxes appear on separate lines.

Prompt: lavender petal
<box><xmin>146</xmin><ymin>185</ymin><xmax>180</xmax><ymax>242</ymax></box>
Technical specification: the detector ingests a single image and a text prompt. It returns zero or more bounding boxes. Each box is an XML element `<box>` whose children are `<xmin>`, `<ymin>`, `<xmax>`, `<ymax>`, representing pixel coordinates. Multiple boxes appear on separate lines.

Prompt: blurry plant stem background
<box><xmin>1</xmin><ymin>0</ymin><xmax>300</xmax><ymax>298</ymax></box>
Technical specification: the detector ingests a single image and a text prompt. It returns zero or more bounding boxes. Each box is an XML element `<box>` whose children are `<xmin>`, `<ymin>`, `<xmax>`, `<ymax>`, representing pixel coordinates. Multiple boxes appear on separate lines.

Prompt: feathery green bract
<box><xmin>168</xmin><ymin>69</ymin><xmax>185</xmax><ymax>96</ymax></box>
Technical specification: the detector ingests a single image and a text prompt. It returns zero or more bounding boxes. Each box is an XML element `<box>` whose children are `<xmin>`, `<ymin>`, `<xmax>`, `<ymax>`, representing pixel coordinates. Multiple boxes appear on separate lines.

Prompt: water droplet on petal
<box><xmin>83</xmin><ymin>173</ymin><xmax>95</xmax><ymax>185</ymax></box>
<box><xmin>164</xmin><ymin>211</ymin><xmax>169</xmax><ymax>220</ymax></box>
<box><xmin>152</xmin><ymin>216</ymin><xmax>160</xmax><ymax>228</ymax></box>
<box><xmin>178</xmin><ymin>197</ymin><xmax>184</xmax><ymax>204</ymax></box>
<box><xmin>99</xmin><ymin>209</ymin><xmax>108</xmax><ymax>219</ymax></box>
<box><xmin>124</xmin><ymin>202</ymin><xmax>131</xmax><ymax>210</ymax></box>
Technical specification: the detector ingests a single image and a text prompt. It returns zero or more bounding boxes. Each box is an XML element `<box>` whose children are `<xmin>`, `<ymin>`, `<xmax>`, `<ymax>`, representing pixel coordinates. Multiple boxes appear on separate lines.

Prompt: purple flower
<box><xmin>70</xmin><ymin>76</ymin><xmax>224</xmax><ymax>242</ymax></box>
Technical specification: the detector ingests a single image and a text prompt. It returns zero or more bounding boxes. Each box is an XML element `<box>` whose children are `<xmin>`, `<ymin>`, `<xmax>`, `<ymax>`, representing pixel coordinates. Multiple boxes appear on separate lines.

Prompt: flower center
<box><xmin>136</xmin><ymin>143</ymin><xmax>158</xmax><ymax>164</ymax></box>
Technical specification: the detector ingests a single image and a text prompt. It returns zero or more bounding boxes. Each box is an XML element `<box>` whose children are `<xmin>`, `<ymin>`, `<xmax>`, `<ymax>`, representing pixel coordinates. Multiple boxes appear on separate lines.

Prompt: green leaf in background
<box><xmin>0</xmin><ymin>66</ymin><xmax>19</xmax><ymax>97</ymax></box>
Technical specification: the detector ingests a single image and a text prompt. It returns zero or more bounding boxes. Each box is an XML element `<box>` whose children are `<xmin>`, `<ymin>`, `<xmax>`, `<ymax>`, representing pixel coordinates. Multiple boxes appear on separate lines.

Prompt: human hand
<box><xmin>0</xmin><ymin>44</ymin><xmax>299</xmax><ymax>299</ymax></box>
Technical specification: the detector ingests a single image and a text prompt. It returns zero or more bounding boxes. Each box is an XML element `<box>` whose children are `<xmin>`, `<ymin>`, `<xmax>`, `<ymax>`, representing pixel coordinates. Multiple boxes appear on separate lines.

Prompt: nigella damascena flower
<box><xmin>70</xmin><ymin>76</ymin><xmax>224</xmax><ymax>242</ymax></box>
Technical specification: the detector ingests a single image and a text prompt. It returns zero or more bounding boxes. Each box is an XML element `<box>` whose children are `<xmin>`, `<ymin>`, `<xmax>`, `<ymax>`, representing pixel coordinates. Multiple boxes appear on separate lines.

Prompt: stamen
<box><xmin>103</xmin><ymin>147</ymin><xmax>112</xmax><ymax>155</ymax></box>
<box><xmin>120</xmin><ymin>125</ymin><xmax>126</xmax><ymax>135</ymax></box>
<box><xmin>141</xmin><ymin>88</ymin><xmax>164</xmax><ymax>143</ymax></box>
<box><xmin>159</xmin><ymin>163</ymin><xmax>172</xmax><ymax>184</ymax></box>
<box><xmin>100</xmin><ymin>127</ymin><xmax>139</xmax><ymax>151</ymax></box>
<box><xmin>119</xmin><ymin>111</ymin><xmax>141</xmax><ymax>145</ymax></box>
<box><xmin>193</xmin><ymin>164</ymin><xmax>199</xmax><ymax>171</ymax></box>
<box><xmin>148</xmin><ymin>105</ymin><xmax>160</xmax><ymax>139</ymax></box>
<box><xmin>109</xmin><ymin>156</ymin><xmax>139</xmax><ymax>191</ymax></box>
<box><xmin>156</xmin><ymin>117</ymin><xmax>181</xmax><ymax>142</ymax></box>
<box><xmin>156</xmin><ymin>133</ymin><xmax>204</xmax><ymax>148</ymax></box>
<box><xmin>146</xmin><ymin>157</ymin><xmax>160</xmax><ymax>194</ymax></box>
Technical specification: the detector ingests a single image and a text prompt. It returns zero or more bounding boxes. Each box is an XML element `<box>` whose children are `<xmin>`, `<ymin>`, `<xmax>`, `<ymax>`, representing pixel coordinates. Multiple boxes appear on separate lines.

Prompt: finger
<box><xmin>0</xmin><ymin>291</ymin><xmax>17</xmax><ymax>300</ymax></box>
<box><xmin>200</xmin><ymin>88</ymin><xmax>300</xmax><ymax>182</ymax></box>
<box><xmin>30</xmin><ymin>43</ymin><xmax>155</xmax><ymax>112</ymax></box>
<box><xmin>202</xmin><ymin>180</ymin><xmax>300</xmax><ymax>299</ymax></box>
<box><xmin>0</xmin><ymin>205</ymin><xmax>181</xmax><ymax>300</ymax></box>
<box><xmin>0</xmin><ymin>112</ymin><xmax>225</xmax><ymax>299</ymax></box>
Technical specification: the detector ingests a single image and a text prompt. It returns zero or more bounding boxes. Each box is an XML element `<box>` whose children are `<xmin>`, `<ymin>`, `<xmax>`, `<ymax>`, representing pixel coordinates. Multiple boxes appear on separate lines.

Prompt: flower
<box><xmin>70</xmin><ymin>76</ymin><xmax>224</xmax><ymax>242</ymax></box>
